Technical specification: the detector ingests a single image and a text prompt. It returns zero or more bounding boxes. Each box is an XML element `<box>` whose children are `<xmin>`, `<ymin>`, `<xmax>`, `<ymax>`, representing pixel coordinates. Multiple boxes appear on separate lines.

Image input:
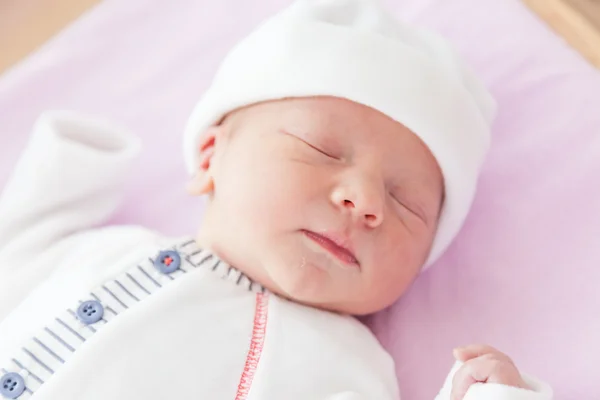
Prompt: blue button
<box><xmin>0</xmin><ymin>372</ymin><xmax>25</xmax><ymax>399</ymax></box>
<box><xmin>154</xmin><ymin>250</ymin><xmax>181</xmax><ymax>274</ymax></box>
<box><xmin>77</xmin><ymin>300</ymin><xmax>104</xmax><ymax>325</ymax></box>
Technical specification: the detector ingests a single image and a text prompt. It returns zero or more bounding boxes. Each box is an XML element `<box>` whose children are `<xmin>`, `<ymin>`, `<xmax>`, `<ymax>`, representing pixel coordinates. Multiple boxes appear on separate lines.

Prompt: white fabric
<box><xmin>182</xmin><ymin>0</ymin><xmax>497</xmax><ymax>267</ymax></box>
<box><xmin>435</xmin><ymin>362</ymin><xmax>553</xmax><ymax>400</ymax></box>
<box><xmin>0</xmin><ymin>113</ymin><xmax>550</xmax><ymax>400</ymax></box>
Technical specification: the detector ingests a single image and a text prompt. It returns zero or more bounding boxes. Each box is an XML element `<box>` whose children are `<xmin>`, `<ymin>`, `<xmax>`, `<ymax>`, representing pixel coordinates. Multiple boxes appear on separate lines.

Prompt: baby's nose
<box><xmin>331</xmin><ymin>183</ymin><xmax>384</xmax><ymax>228</ymax></box>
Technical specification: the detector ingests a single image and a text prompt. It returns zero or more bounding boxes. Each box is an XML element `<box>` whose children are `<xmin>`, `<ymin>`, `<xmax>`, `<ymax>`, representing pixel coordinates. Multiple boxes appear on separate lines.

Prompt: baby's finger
<box><xmin>450</xmin><ymin>363</ymin><xmax>477</xmax><ymax>400</ymax></box>
<box><xmin>453</xmin><ymin>344</ymin><xmax>513</xmax><ymax>364</ymax></box>
<box><xmin>450</xmin><ymin>357</ymin><xmax>504</xmax><ymax>400</ymax></box>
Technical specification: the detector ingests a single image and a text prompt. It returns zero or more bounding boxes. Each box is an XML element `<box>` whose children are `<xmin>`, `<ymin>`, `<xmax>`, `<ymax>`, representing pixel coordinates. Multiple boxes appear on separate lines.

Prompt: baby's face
<box><xmin>190</xmin><ymin>97</ymin><xmax>443</xmax><ymax>314</ymax></box>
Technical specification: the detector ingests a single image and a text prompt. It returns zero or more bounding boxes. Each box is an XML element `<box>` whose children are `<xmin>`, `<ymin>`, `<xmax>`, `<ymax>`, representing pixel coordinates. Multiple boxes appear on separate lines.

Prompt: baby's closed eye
<box><xmin>279</xmin><ymin>129</ymin><xmax>341</xmax><ymax>161</ymax></box>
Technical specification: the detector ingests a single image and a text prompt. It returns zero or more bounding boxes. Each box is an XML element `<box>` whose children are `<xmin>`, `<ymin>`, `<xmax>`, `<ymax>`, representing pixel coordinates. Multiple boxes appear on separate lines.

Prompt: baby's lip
<box><xmin>302</xmin><ymin>230</ymin><xmax>360</xmax><ymax>267</ymax></box>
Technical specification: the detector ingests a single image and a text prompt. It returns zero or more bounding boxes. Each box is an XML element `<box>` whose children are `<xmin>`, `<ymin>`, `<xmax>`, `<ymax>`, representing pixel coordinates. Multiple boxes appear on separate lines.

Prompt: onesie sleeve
<box><xmin>435</xmin><ymin>361</ymin><xmax>553</xmax><ymax>400</ymax></box>
<box><xmin>0</xmin><ymin>111</ymin><xmax>141</xmax><ymax>265</ymax></box>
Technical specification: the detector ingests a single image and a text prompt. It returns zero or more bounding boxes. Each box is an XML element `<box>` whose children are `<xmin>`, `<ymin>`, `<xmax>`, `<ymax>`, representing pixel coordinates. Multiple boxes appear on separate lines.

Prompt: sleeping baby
<box><xmin>0</xmin><ymin>0</ymin><xmax>553</xmax><ymax>399</ymax></box>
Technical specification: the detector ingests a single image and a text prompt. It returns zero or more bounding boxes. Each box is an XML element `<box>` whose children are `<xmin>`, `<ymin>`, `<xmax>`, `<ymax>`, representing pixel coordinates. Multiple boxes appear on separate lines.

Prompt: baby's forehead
<box><xmin>244</xmin><ymin>97</ymin><xmax>404</xmax><ymax>134</ymax></box>
<box><xmin>228</xmin><ymin>97</ymin><xmax>425</xmax><ymax>158</ymax></box>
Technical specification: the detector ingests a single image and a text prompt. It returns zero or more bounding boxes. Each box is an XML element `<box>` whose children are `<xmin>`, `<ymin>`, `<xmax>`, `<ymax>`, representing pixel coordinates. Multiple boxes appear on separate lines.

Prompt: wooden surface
<box><xmin>522</xmin><ymin>0</ymin><xmax>600</xmax><ymax>67</ymax></box>
<box><xmin>0</xmin><ymin>0</ymin><xmax>599</xmax><ymax>75</ymax></box>
<box><xmin>0</xmin><ymin>0</ymin><xmax>102</xmax><ymax>74</ymax></box>
<box><xmin>565</xmin><ymin>0</ymin><xmax>600</xmax><ymax>30</ymax></box>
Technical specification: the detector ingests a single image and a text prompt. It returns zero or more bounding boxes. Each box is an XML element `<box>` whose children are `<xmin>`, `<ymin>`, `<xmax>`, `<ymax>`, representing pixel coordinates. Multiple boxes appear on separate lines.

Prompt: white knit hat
<box><xmin>183</xmin><ymin>0</ymin><xmax>496</xmax><ymax>267</ymax></box>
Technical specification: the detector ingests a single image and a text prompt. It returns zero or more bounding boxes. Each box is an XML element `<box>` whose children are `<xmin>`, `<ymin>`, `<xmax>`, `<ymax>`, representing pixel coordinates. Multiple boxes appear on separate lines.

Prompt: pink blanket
<box><xmin>1</xmin><ymin>0</ymin><xmax>599</xmax><ymax>398</ymax></box>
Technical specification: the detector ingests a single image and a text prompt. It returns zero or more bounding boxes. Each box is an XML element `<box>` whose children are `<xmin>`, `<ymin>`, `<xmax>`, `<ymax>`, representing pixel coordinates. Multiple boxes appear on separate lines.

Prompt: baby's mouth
<box><xmin>302</xmin><ymin>230</ymin><xmax>360</xmax><ymax>267</ymax></box>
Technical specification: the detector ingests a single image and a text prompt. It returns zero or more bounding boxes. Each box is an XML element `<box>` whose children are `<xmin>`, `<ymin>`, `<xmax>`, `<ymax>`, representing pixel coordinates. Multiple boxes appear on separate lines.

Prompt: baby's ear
<box><xmin>186</xmin><ymin>126</ymin><xmax>221</xmax><ymax>196</ymax></box>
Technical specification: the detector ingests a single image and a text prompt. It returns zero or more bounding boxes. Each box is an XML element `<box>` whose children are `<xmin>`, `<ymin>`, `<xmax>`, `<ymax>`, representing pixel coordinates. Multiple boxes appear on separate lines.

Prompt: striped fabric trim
<box><xmin>0</xmin><ymin>239</ymin><xmax>264</xmax><ymax>399</ymax></box>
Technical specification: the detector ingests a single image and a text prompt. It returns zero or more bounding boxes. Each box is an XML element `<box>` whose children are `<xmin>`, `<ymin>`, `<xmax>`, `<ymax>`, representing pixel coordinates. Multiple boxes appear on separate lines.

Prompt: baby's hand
<box><xmin>451</xmin><ymin>344</ymin><xmax>530</xmax><ymax>400</ymax></box>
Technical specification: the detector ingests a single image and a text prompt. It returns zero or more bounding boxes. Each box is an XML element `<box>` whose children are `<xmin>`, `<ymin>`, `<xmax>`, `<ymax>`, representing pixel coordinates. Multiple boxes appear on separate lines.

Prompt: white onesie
<box><xmin>0</xmin><ymin>113</ymin><xmax>552</xmax><ymax>400</ymax></box>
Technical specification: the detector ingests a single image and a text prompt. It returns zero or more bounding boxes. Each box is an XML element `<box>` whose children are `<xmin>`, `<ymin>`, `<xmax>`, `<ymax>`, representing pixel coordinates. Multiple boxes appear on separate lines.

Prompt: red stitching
<box><xmin>235</xmin><ymin>293</ymin><xmax>269</xmax><ymax>400</ymax></box>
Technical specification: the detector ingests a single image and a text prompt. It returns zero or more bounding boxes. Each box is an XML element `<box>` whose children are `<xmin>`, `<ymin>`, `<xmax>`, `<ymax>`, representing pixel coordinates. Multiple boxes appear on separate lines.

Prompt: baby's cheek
<box><xmin>370</xmin><ymin>238</ymin><xmax>421</xmax><ymax>303</ymax></box>
<box><xmin>248</xmin><ymin>168</ymin><xmax>315</xmax><ymax>219</ymax></box>
<box><xmin>226</xmin><ymin>185</ymin><xmax>294</xmax><ymax>235</ymax></box>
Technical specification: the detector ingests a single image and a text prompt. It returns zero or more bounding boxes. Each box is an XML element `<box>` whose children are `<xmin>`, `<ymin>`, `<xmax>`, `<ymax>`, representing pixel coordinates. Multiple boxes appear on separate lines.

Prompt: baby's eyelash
<box><xmin>390</xmin><ymin>192</ymin><xmax>404</xmax><ymax>207</ymax></box>
<box><xmin>390</xmin><ymin>192</ymin><xmax>427</xmax><ymax>223</ymax></box>
<box><xmin>302</xmin><ymin>139</ymin><xmax>337</xmax><ymax>159</ymax></box>
<box><xmin>279</xmin><ymin>129</ymin><xmax>340</xmax><ymax>160</ymax></box>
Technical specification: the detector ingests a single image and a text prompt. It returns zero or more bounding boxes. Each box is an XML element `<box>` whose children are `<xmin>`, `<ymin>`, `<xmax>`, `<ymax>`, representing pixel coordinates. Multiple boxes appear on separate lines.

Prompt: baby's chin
<box><xmin>263</xmin><ymin>257</ymin><xmax>385</xmax><ymax>315</ymax></box>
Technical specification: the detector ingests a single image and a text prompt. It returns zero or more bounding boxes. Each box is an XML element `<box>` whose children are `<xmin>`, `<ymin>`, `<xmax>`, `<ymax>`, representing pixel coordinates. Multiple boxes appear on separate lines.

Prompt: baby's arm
<box><xmin>0</xmin><ymin>111</ymin><xmax>141</xmax><ymax>265</ymax></box>
<box><xmin>435</xmin><ymin>345</ymin><xmax>553</xmax><ymax>400</ymax></box>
